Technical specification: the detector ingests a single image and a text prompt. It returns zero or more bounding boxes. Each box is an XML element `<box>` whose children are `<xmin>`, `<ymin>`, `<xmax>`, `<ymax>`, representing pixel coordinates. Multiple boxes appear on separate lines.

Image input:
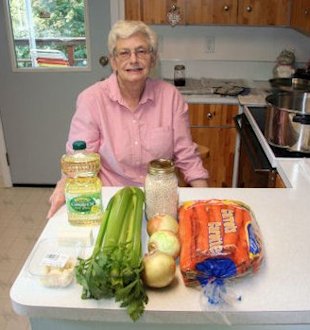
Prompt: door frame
<box><xmin>110</xmin><ymin>0</ymin><xmax>125</xmax><ymax>24</ymax></box>
<box><xmin>0</xmin><ymin>114</ymin><xmax>12</xmax><ymax>187</ymax></box>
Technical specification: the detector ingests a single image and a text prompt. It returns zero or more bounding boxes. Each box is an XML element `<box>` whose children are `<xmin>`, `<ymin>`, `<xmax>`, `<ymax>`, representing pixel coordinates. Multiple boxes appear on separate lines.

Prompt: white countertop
<box><xmin>10</xmin><ymin>154</ymin><xmax>310</xmax><ymax>327</ymax></box>
<box><xmin>183</xmin><ymin>79</ymin><xmax>271</xmax><ymax>106</ymax></box>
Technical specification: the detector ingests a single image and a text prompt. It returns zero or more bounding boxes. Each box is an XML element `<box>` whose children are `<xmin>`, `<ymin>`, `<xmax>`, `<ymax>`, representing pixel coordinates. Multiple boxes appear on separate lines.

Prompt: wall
<box><xmin>151</xmin><ymin>25</ymin><xmax>310</xmax><ymax>81</ymax></box>
<box><xmin>0</xmin><ymin>0</ymin><xmax>112</xmax><ymax>185</ymax></box>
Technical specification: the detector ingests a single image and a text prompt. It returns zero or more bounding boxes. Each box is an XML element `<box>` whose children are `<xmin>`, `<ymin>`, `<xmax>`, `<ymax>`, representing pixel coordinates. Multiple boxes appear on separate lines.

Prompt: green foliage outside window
<box><xmin>9</xmin><ymin>0</ymin><xmax>88</xmax><ymax>68</ymax></box>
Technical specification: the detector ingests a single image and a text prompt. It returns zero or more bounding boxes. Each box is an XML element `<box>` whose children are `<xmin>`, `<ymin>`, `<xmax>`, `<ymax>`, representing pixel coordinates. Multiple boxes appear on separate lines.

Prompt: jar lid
<box><xmin>174</xmin><ymin>64</ymin><xmax>185</xmax><ymax>70</ymax></box>
<box><xmin>148</xmin><ymin>159</ymin><xmax>175</xmax><ymax>174</ymax></box>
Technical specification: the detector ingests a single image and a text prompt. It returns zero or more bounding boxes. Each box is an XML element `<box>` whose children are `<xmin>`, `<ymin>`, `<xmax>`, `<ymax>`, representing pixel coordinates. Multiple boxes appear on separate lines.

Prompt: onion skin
<box><xmin>142</xmin><ymin>251</ymin><xmax>176</xmax><ymax>288</ymax></box>
<box><xmin>147</xmin><ymin>214</ymin><xmax>179</xmax><ymax>236</ymax></box>
<box><xmin>148</xmin><ymin>230</ymin><xmax>181</xmax><ymax>259</ymax></box>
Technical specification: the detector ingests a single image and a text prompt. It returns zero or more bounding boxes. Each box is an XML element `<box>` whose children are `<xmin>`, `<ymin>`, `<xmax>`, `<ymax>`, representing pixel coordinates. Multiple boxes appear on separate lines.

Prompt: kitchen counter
<box><xmin>168</xmin><ymin>78</ymin><xmax>271</xmax><ymax>106</ymax></box>
<box><xmin>10</xmin><ymin>153</ymin><xmax>310</xmax><ymax>329</ymax></box>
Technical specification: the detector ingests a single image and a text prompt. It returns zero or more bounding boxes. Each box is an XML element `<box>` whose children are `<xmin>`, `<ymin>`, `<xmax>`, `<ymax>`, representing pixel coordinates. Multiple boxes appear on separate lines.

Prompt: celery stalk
<box><xmin>75</xmin><ymin>186</ymin><xmax>147</xmax><ymax>321</ymax></box>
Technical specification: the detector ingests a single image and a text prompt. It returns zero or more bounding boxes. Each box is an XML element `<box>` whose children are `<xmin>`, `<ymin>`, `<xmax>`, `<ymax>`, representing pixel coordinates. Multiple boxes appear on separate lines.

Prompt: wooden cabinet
<box><xmin>272</xmin><ymin>172</ymin><xmax>287</xmax><ymax>188</ymax></box>
<box><xmin>188</xmin><ymin>103</ymin><xmax>238</xmax><ymax>187</ymax></box>
<box><xmin>125</xmin><ymin>0</ymin><xmax>291</xmax><ymax>26</ymax></box>
<box><xmin>125</xmin><ymin>0</ymin><xmax>186</xmax><ymax>24</ymax></box>
<box><xmin>237</xmin><ymin>0</ymin><xmax>291</xmax><ymax>26</ymax></box>
<box><xmin>291</xmin><ymin>0</ymin><xmax>310</xmax><ymax>35</ymax></box>
<box><xmin>185</xmin><ymin>0</ymin><xmax>238</xmax><ymax>25</ymax></box>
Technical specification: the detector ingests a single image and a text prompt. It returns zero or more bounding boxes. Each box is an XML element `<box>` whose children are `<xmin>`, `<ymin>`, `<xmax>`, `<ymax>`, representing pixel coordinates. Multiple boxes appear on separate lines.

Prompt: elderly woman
<box><xmin>47</xmin><ymin>20</ymin><xmax>208</xmax><ymax>219</ymax></box>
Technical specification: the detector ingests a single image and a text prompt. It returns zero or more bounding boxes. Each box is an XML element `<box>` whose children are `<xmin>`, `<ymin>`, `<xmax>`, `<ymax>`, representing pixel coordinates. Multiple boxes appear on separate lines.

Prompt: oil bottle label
<box><xmin>66</xmin><ymin>192</ymin><xmax>102</xmax><ymax>215</ymax></box>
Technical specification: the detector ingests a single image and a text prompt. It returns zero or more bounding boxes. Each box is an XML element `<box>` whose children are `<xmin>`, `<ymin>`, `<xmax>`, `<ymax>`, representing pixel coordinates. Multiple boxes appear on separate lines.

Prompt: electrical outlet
<box><xmin>205</xmin><ymin>36</ymin><xmax>215</xmax><ymax>53</ymax></box>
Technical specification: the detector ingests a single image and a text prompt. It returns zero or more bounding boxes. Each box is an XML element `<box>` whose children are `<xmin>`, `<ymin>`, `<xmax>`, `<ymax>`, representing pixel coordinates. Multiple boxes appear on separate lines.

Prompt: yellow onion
<box><xmin>147</xmin><ymin>214</ymin><xmax>179</xmax><ymax>236</ymax></box>
<box><xmin>148</xmin><ymin>230</ymin><xmax>181</xmax><ymax>259</ymax></box>
<box><xmin>142</xmin><ymin>250</ymin><xmax>176</xmax><ymax>288</ymax></box>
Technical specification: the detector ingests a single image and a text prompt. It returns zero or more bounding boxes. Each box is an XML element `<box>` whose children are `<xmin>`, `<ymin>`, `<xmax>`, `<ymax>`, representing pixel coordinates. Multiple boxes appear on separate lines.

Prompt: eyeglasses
<box><xmin>113</xmin><ymin>47</ymin><xmax>153</xmax><ymax>61</ymax></box>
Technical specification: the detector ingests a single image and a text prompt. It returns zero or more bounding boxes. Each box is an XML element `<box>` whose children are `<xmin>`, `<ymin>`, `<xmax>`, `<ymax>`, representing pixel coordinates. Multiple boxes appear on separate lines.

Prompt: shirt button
<box><xmin>134</xmin><ymin>141</ymin><xmax>138</xmax><ymax>145</ymax></box>
<box><xmin>132</xmin><ymin>119</ymin><xmax>136</xmax><ymax>124</ymax></box>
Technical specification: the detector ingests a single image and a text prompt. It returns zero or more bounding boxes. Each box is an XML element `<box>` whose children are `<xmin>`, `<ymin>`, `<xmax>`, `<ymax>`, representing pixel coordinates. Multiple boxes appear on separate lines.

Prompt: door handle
<box><xmin>99</xmin><ymin>56</ymin><xmax>109</xmax><ymax>67</ymax></box>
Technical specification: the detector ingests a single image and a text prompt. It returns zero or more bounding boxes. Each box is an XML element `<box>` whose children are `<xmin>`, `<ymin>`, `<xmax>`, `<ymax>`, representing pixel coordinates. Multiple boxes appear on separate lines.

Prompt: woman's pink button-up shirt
<box><xmin>66</xmin><ymin>73</ymin><xmax>208</xmax><ymax>186</ymax></box>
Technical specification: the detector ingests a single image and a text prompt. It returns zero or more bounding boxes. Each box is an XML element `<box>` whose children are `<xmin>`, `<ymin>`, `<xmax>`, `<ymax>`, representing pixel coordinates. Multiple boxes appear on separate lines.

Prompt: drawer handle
<box><xmin>305</xmin><ymin>8</ymin><xmax>309</xmax><ymax>15</ymax></box>
<box><xmin>224</xmin><ymin>5</ymin><xmax>230</xmax><ymax>11</ymax></box>
<box><xmin>246</xmin><ymin>5</ymin><xmax>252</xmax><ymax>12</ymax></box>
<box><xmin>207</xmin><ymin>112</ymin><xmax>213</xmax><ymax>119</ymax></box>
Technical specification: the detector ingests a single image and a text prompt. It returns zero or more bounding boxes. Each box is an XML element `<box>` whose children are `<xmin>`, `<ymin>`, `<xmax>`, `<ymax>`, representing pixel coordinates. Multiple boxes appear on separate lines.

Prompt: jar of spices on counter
<box><xmin>144</xmin><ymin>159</ymin><xmax>178</xmax><ymax>220</ymax></box>
<box><xmin>174</xmin><ymin>64</ymin><xmax>186</xmax><ymax>86</ymax></box>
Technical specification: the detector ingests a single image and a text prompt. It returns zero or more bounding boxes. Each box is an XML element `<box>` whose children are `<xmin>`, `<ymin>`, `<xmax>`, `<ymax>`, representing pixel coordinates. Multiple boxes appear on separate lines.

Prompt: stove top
<box><xmin>248</xmin><ymin>107</ymin><xmax>310</xmax><ymax>159</ymax></box>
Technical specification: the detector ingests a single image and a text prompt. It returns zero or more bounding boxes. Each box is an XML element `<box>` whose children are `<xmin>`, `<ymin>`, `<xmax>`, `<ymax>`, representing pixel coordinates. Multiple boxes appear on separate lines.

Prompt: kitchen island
<box><xmin>10</xmin><ymin>154</ymin><xmax>310</xmax><ymax>329</ymax></box>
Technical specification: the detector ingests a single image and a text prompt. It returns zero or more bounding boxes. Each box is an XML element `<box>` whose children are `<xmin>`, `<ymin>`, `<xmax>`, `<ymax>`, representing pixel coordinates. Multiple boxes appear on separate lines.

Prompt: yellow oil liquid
<box><xmin>65</xmin><ymin>176</ymin><xmax>103</xmax><ymax>226</ymax></box>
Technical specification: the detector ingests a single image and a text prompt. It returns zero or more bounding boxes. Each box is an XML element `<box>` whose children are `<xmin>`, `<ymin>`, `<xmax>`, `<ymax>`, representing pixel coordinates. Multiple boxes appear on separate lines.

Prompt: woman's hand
<box><xmin>47</xmin><ymin>177</ymin><xmax>66</xmax><ymax>219</ymax></box>
<box><xmin>189</xmin><ymin>179</ymin><xmax>208</xmax><ymax>187</ymax></box>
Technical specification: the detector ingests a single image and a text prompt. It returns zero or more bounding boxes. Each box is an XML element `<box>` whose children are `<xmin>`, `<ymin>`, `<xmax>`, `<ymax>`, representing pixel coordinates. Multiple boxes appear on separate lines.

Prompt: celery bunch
<box><xmin>75</xmin><ymin>186</ymin><xmax>148</xmax><ymax>321</ymax></box>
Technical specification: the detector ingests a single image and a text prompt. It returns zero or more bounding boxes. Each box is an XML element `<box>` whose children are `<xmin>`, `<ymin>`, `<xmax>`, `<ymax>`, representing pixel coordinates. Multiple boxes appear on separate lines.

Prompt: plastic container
<box><xmin>144</xmin><ymin>159</ymin><xmax>178</xmax><ymax>220</ymax></box>
<box><xmin>26</xmin><ymin>238</ymin><xmax>81</xmax><ymax>288</ymax></box>
<box><xmin>61</xmin><ymin>140</ymin><xmax>103</xmax><ymax>226</ymax></box>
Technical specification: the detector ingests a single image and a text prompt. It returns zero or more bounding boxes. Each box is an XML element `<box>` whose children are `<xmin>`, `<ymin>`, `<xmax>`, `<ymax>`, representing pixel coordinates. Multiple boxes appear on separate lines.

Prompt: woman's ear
<box><xmin>109</xmin><ymin>55</ymin><xmax>117</xmax><ymax>72</ymax></box>
<box><xmin>150</xmin><ymin>53</ymin><xmax>158</xmax><ymax>68</ymax></box>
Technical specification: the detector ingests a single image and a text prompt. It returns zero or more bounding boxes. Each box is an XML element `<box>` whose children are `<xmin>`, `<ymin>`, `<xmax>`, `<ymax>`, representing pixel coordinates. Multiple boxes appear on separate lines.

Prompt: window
<box><xmin>5</xmin><ymin>0</ymin><xmax>90</xmax><ymax>71</ymax></box>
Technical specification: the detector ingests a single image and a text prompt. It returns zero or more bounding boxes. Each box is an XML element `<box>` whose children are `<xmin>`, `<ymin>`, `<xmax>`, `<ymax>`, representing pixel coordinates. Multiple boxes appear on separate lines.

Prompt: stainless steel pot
<box><xmin>265</xmin><ymin>91</ymin><xmax>310</xmax><ymax>153</ymax></box>
<box><xmin>269</xmin><ymin>78</ymin><xmax>310</xmax><ymax>93</ymax></box>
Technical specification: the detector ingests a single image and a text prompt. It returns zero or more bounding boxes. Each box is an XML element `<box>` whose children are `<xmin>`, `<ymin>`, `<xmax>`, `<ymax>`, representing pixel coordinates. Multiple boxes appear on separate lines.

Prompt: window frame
<box><xmin>3</xmin><ymin>0</ymin><xmax>92</xmax><ymax>72</ymax></box>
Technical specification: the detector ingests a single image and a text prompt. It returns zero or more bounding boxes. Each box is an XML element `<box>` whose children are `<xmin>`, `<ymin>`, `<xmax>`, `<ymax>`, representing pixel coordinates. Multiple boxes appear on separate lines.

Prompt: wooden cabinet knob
<box><xmin>305</xmin><ymin>8</ymin><xmax>309</xmax><ymax>15</ymax></box>
<box><xmin>207</xmin><ymin>112</ymin><xmax>213</xmax><ymax>119</ymax></box>
<box><xmin>246</xmin><ymin>5</ymin><xmax>252</xmax><ymax>12</ymax></box>
<box><xmin>223</xmin><ymin>5</ymin><xmax>230</xmax><ymax>11</ymax></box>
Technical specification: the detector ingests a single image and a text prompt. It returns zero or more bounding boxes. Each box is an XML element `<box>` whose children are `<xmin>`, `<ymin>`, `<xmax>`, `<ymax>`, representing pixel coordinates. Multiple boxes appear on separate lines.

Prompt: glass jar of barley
<box><xmin>144</xmin><ymin>159</ymin><xmax>178</xmax><ymax>220</ymax></box>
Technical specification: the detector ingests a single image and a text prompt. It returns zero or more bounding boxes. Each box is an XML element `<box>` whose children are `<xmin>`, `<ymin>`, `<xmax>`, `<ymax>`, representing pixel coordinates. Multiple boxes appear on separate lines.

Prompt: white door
<box><xmin>0</xmin><ymin>0</ymin><xmax>123</xmax><ymax>186</ymax></box>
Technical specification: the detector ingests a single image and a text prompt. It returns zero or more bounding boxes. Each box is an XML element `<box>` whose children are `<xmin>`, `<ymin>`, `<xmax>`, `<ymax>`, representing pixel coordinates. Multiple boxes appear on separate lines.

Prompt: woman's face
<box><xmin>110</xmin><ymin>32</ymin><xmax>156</xmax><ymax>86</ymax></box>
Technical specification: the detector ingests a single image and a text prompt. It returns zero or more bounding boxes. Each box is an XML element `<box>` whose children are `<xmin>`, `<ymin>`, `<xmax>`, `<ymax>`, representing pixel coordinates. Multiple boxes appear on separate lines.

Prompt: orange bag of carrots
<box><xmin>178</xmin><ymin>199</ymin><xmax>264</xmax><ymax>306</ymax></box>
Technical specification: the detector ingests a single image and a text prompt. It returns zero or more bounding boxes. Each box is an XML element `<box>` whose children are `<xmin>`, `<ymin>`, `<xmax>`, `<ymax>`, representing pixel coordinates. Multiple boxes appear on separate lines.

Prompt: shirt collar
<box><xmin>107</xmin><ymin>72</ymin><xmax>155</xmax><ymax>106</ymax></box>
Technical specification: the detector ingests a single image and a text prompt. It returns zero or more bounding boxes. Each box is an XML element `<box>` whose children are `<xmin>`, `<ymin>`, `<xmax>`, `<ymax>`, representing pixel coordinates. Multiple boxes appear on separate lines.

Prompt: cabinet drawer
<box><xmin>189</xmin><ymin>104</ymin><xmax>238</xmax><ymax>127</ymax></box>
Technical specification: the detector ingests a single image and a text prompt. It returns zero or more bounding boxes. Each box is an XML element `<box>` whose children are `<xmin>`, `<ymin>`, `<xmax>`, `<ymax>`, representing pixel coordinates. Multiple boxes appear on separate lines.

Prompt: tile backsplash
<box><xmin>150</xmin><ymin>25</ymin><xmax>310</xmax><ymax>81</ymax></box>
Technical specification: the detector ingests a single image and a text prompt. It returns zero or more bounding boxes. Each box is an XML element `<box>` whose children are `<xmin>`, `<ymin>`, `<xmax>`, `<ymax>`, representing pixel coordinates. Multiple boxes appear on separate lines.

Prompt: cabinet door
<box><xmin>141</xmin><ymin>0</ymin><xmax>185</xmax><ymax>24</ymax></box>
<box><xmin>291</xmin><ymin>0</ymin><xmax>310</xmax><ymax>34</ymax></box>
<box><xmin>185</xmin><ymin>0</ymin><xmax>238</xmax><ymax>24</ymax></box>
<box><xmin>125</xmin><ymin>0</ymin><xmax>142</xmax><ymax>20</ymax></box>
<box><xmin>188</xmin><ymin>104</ymin><xmax>238</xmax><ymax>187</ymax></box>
<box><xmin>238</xmin><ymin>0</ymin><xmax>291</xmax><ymax>26</ymax></box>
<box><xmin>272</xmin><ymin>172</ymin><xmax>287</xmax><ymax>188</ymax></box>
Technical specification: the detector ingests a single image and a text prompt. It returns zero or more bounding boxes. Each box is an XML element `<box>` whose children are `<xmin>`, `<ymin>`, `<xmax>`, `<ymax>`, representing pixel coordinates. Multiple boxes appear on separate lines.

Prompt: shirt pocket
<box><xmin>142</xmin><ymin>126</ymin><xmax>173</xmax><ymax>159</ymax></box>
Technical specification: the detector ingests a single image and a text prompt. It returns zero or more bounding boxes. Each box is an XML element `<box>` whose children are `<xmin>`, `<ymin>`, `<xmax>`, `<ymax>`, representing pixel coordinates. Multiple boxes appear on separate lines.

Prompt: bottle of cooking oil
<box><xmin>61</xmin><ymin>140</ymin><xmax>103</xmax><ymax>226</ymax></box>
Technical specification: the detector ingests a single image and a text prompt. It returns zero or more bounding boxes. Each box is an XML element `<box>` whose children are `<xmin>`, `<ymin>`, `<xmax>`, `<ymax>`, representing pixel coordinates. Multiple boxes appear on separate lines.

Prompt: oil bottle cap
<box><xmin>72</xmin><ymin>140</ymin><xmax>86</xmax><ymax>151</ymax></box>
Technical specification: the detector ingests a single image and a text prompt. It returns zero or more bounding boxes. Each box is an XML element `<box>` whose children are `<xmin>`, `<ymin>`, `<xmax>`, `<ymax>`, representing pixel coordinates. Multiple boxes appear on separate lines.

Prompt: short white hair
<box><xmin>108</xmin><ymin>20</ymin><xmax>158</xmax><ymax>55</ymax></box>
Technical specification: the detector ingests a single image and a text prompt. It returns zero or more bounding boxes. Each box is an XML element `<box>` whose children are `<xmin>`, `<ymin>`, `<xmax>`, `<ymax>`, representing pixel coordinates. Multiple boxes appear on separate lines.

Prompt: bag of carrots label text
<box><xmin>178</xmin><ymin>199</ymin><xmax>264</xmax><ymax>307</ymax></box>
